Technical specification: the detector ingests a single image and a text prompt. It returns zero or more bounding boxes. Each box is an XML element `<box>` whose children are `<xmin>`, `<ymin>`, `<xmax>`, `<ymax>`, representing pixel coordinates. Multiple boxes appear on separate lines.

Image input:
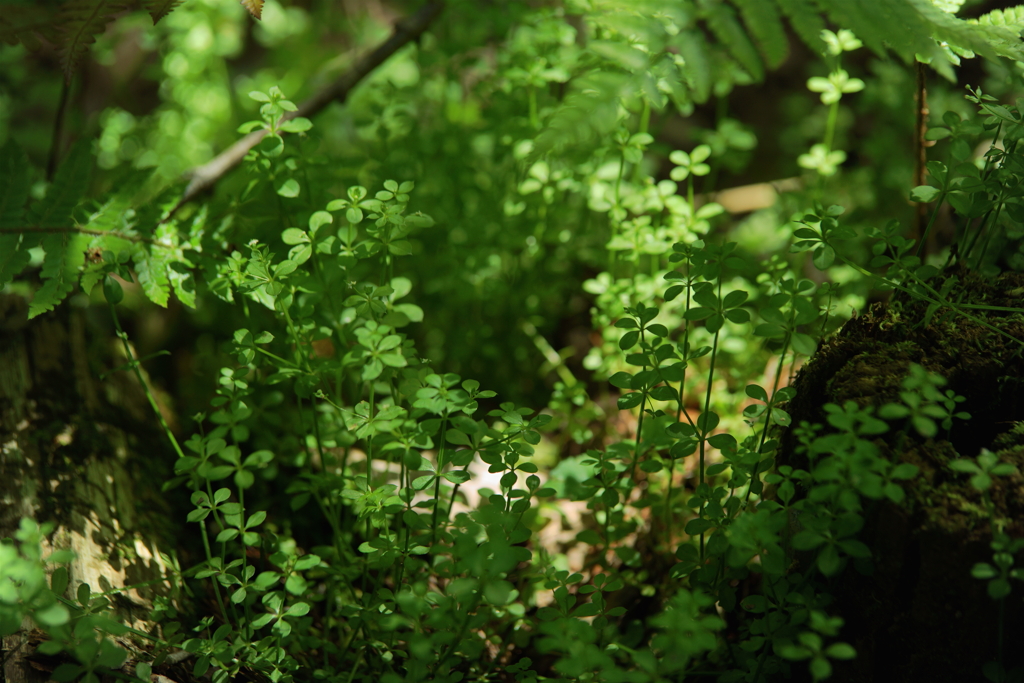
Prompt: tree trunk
<box><xmin>0</xmin><ymin>294</ymin><xmax>178</xmax><ymax>683</ymax></box>
<box><xmin>778</xmin><ymin>266</ymin><xmax>1024</xmax><ymax>682</ymax></box>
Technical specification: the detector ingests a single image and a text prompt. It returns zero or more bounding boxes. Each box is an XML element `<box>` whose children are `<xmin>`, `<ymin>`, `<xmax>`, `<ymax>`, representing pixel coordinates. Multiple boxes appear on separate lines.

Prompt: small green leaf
<box><xmin>103</xmin><ymin>275</ymin><xmax>124</xmax><ymax>305</ymax></box>
<box><xmin>825</xmin><ymin>643</ymin><xmax>856</xmax><ymax>659</ymax></box>
<box><xmin>685</xmin><ymin>518</ymin><xmax>714</xmax><ymax>535</ymax></box>
<box><xmin>280</xmin><ymin>117</ymin><xmax>312</xmax><ymax>133</ymax></box>
<box><xmin>443</xmin><ymin>470</ymin><xmax>471</xmax><ymax>484</ymax></box>
<box><xmin>34</xmin><ymin>602</ymin><xmax>70</xmax><ymax>627</ymax></box>
<box><xmin>51</xmin><ymin>566</ymin><xmax>69</xmax><ymax>596</ymax></box>
<box><xmin>910</xmin><ymin>185</ymin><xmax>941</xmax><ymax>202</ymax></box>
<box><xmin>277</xmin><ymin>179</ymin><xmax>300</xmax><ymax>198</ymax></box>
<box><xmin>282</xmin><ymin>228</ymin><xmax>307</xmax><ymax>245</ymax></box>
<box><xmin>619</xmin><ymin>330</ymin><xmax>640</xmax><ymax>350</ymax></box>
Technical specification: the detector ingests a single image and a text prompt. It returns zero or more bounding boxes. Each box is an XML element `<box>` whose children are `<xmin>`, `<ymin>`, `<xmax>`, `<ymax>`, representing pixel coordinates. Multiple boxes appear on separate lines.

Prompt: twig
<box><xmin>913</xmin><ymin>60</ymin><xmax>930</xmax><ymax>251</ymax></box>
<box><xmin>164</xmin><ymin>1</ymin><xmax>446</xmax><ymax>221</ymax></box>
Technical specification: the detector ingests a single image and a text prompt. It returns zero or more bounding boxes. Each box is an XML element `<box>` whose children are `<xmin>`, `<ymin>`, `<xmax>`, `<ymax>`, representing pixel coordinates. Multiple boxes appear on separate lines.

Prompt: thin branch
<box><xmin>164</xmin><ymin>1</ymin><xmax>446</xmax><ymax>221</ymax></box>
<box><xmin>913</xmin><ymin>60</ymin><xmax>930</xmax><ymax>251</ymax></box>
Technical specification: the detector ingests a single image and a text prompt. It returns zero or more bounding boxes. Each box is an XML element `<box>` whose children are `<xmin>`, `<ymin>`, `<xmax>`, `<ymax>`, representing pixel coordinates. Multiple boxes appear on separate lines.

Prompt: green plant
<box><xmin>6</xmin><ymin>2</ymin><xmax>1024</xmax><ymax>682</ymax></box>
<box><xmin>950</xmin><ymin>450</ymin><xmax>1023</xmax><ymax>683</ymax></box>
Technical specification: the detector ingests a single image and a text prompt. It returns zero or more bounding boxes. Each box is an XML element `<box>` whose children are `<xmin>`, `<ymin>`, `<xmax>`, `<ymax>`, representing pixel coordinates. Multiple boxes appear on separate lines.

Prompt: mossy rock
<box><xmin>779</xmin><ymin>264</ymin><xmax>1024</xmax><ymax>683</ymax></box>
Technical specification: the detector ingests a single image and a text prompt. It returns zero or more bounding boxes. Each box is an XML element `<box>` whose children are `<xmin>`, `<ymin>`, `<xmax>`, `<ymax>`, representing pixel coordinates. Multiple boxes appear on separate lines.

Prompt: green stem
<box><xmin>528</xmin><ymin>85</ymin><xmax>539</xmax><ymax>130</ymax></box>
<box><xmin>430</xmin><ymin>411</ymin><xmax>449</xmax><ymax>545</ymax></box>
<box><xmin>667</xmin><ymin>272</ymin><xmax>697</xmax><ymax>541</ymax></box>
<box><xmin>746</xmin><ymin>327</ymin><xmax>794</xmax><ymax>505</ymax></box>
<box><xmin>109</xmin><ymin>304</ymin><xmax>184</xmax><ymax>459</ymax></box>
<box><xmin>199</xmin><ymin>518</ymin><xmax>231</xmax><ymax>625</ymax></box>
<box><xmin>630</xmin><ymin>329</ymin><xmax>650</xmax><ymax>483</ymax></box>
<box><xmin>697</xmin><ymin>331</ymin><xmax>719</xmax><ymax>564</ymax></box>
<box><xmin>914</xmin><ymin>191</ymin><xmax>947</xmax><ymax>259</ymax></box>
<box><xmin>824</xmin><ymin>100</ymin><xmax>839</xmax><ymax>152</ymax></box>
<box><xmin>109</xmin><ymin>304</ymin><xmax>232</xmax><ymax>623</ymax></box>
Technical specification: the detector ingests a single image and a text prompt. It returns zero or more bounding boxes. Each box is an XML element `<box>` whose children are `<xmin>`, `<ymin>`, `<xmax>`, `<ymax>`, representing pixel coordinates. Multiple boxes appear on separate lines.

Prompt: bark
<box><xmin>777</xmin><ymin>267</ymin><xmax>1024</xmax><ymax>682</ymax></box>
<box><xmin>0</xmin><ymin>295</ymin><xmax>179</xmax><ymax>683</ymax></box>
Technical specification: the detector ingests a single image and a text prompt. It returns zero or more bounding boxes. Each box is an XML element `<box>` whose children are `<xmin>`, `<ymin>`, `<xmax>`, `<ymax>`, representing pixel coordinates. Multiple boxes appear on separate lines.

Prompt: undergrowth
<box><xmin>3</xmin><ymin>4</ymin><xmax>1024</xmax><ymax>683</ymax></box>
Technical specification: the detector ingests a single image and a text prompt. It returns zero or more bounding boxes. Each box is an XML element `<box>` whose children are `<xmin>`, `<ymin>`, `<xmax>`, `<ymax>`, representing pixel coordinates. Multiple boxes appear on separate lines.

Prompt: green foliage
<box><xmin>6</xmin><ymin>2</ymin><xmax>1024</xmax><ymax>682</ymax></box>
<box><xmin>0</xmin><ymin>520</ymin><xmax>74</xmax><ymax>637</ymax></box>
<box><xmin>53</xmin><ymin>0</ymin><xmax>131</xmax><ymax>82</ymax></box>
<box><xmin>0</xmin><ymin>141</ymin><xmax>33</xmax><ymax>286</ymax></box>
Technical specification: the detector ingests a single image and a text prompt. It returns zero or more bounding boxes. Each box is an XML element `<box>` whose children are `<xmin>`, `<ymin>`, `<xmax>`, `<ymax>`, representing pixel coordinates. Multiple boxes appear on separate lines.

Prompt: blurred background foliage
<box><xmin>3</xmin><ymin>0</ymin><xmax>1024</xmax><ymax>425</ymax></box>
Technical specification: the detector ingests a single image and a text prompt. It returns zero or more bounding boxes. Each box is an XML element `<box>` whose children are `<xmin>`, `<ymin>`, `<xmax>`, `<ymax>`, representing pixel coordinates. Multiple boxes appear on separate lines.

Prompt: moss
<box><xmin>777</xmin><ymin>264</ymin><xmax>1024</xmax><ymax>683</ymax></box>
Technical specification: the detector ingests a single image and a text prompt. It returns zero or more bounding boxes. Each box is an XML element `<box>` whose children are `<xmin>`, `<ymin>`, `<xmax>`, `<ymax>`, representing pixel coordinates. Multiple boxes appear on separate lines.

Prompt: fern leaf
<box><xmin>530</xmin><ymin>72</ymin><xmax>632</xmax><ymax>160</ymax></box>
<box><xmin>930</xmin><ymin>0</ymin><xmax>964</xmax><ymax>13</ymax></box>
<box><xmin>169</xmin><ymin>260</ymin><xmax>196</xmax><ymax>308</ymax></box>
<box><xmin>140</xmin><ymin>0</ymin><xmax>183</xmax><ymax>23</ymax></box>
<box><xmin>0</xmin><ymin>140</ymin><xmax>34</xmax><ymax>288</ymax></box>
<box><xmin>975</xmin><ymin>6</ymin><xmax>1024</xmax><ymax>27</ymax></box>
<box><xmin>699</xmin><ymin>0</ymin><xmax>764</xmax><ymax>81</ymax></box>
<box><xmin>84</xmin><ymin>194</ymin><xmax>133</xmax><ymax>235</ymax></box>
<box><xmin>22</xmin><ymin>141</ymin><xmax>94</xmax><ymax>316</ymax></box>
<box><xmin>773</xmin><ymin>0</ymin><xmax>826</xmax><ymax>53</ymax></box>
<box><xmin>29</xmin><ymin>231</ymin><xmax>90</xmax><ymax>318</ymax></box>
<box><xmin>0</xmin><ymin>233</ymin><xmax>34</xmax><ymax>288</ymax></box>
<box><xmin>132</xmin><ymin>244</ymin><xmax>171</xmax><ymax>307</ymax></box>
<box><xmin>652</xmin><ymin>54</ymin><xmax>692</xmax><ymax>115</ymax></box>
<box><xmin>83</xmin><ymin>167</ymin><xmax>154</xmax><ymax>235</ymax></box>
<box><xmin>0</xmin><ymin>141</ymin><xmax>31</xmax><ymax>230</ymax></box>
<box><xmin>29</xmin><ymin>140</ymin><xmax>92</xmax><ymax>228</ymax></box>
<box><xmin>909</xmin><ymin>0</ymin><xmax>994</xmax><ymax>54</ymax></box>
<box><xmin>731</xmin><ymin>0</ymin><xmax>789</xmax><ymax>69</ymax></box>
<box><xmin>0</xmin><ymin>5</ymin><xmax>59</xmax><ymax>50</ymax></box>
<box><xmin>54</xmin><ymin>0</ymin><xmax>129</xmax><ymax>83</ymax></box>
<box><xmin>239</xmin><ymin>0</ymin><xmax>264</xmax><ymax>20</ymax></box>
<box><xmin>816</xmin><ymin>0</ymin><xmax>922</xmax><ymax>61</ymax></box>
<box><xmin>674</xmin><ymin>29</ymin><xmax>712</xmax><ymax>104</ymax></box>
<box><xmin>168</xmin><ymin>209</ymin><xmax>201</xmax><ymax>308</ymax></box>
<box><xmin>967</xmin><ymin>6</ymin><xmax>1024</xmax><ymax>60</ymax></box>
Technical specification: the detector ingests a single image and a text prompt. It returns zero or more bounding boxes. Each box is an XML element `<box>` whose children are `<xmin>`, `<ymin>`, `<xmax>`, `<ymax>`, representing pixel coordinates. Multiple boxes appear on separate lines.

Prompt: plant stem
<box><xmin>430</xmin><ymin>411</ymin><xmax>449</xmax><ymax>545</ymax></box>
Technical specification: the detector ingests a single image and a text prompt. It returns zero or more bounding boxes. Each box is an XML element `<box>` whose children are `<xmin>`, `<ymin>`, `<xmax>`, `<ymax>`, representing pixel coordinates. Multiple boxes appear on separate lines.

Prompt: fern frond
<box><xmin>140</xmin><ymin>0</ymin><xmax>183</xmax><ymax>24</ymax></box>
<box><xmin>817</xmin><ymin>0</ymin><xmax>929</xmax><ymax>62</ymax></box>
<box><xmin>132</xmin><ymin>243</ymin><xmax>171</xmax><ymax>307</ymax></box>
<box><xmin>964</xmin><ymin>6</ymin><xmax>1024</xmax><ymax>61</ymax></box>
<box><xmin>673</xmin><ymin>29</ymin><xmax>712</xmax><ymax>104</ymax></box>
<box><xmin>239</xmin><ymin>0</ymin><xmax>264</xmax><ymax>20</ymax></box>
<box><xmin>0</xmin><ymin>141</ymin><xmax>31</xmax><ymax>230</ymax></box>
<box><xmin>651</xmin><ymin>54</ymin><xmax>692</xmax><ymax>114</ymax></box>
<box><xmin>0</xmin><ymin>5</ymin><xmax>59</xmax><ymax>50</ymax></box>
<box><xmin>530</xmin><ymin>72</ymin><xmax>632</xmax><ymax>160</ymax></box>
<box><xmin>29</xmin><ymin>141</ymin><xmax>92</xmax><ymax>228</ymax></box>
<box><xmin>699</xmin><ymin>0</ymin><xmax>764</xmax><ymax>80</ymax></box>
<box><xmin>54</xmin><ymin>0</ymin><xmax>129</xmax><ymax>83</ymax></box>
<box><xmin>731</xmin><ymin>0</ymin><xmax>789</xmax><ymax>69</ymax></box>
<box><xmin>811</xmin><ymin>0</ymin><xmax>1024</xmax><ymax>76</ymax></box>
<box><xmin>0</xmin><ymin>141</ymin><xmax>35</xmax><ymax>288</ymax></box>
<box><xmin>910</xmin><ymin>0</ymin><xmax>1011</xmax><ymax>60</ymax></box>
<box><xmin>161</xmin><ymin>218</ymin><xmax>197</xmax><ymax>308</ymax></box>
<box><xmin>29</xmin><ymin>231</ymin><xmax>90</xmax><ymax>317</ymax></box>
<box><xmin>975</xmin><ymin>6</ymin><xmax>1024</xmax><ymax>27</ymax></box>
<box><xmin>22</xmin><ymin>141</ymin><xmax>94</xmax><ymax>317</ymax></box>
<box><xmin>773</xmin><ymin>0</ymin><xmax>826</xmax><ymax>53</ymax></box>
<box><xmin>0</xmin><ymin>233</ymin><xmax>34</xmax><ymax>288</ymax></box>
